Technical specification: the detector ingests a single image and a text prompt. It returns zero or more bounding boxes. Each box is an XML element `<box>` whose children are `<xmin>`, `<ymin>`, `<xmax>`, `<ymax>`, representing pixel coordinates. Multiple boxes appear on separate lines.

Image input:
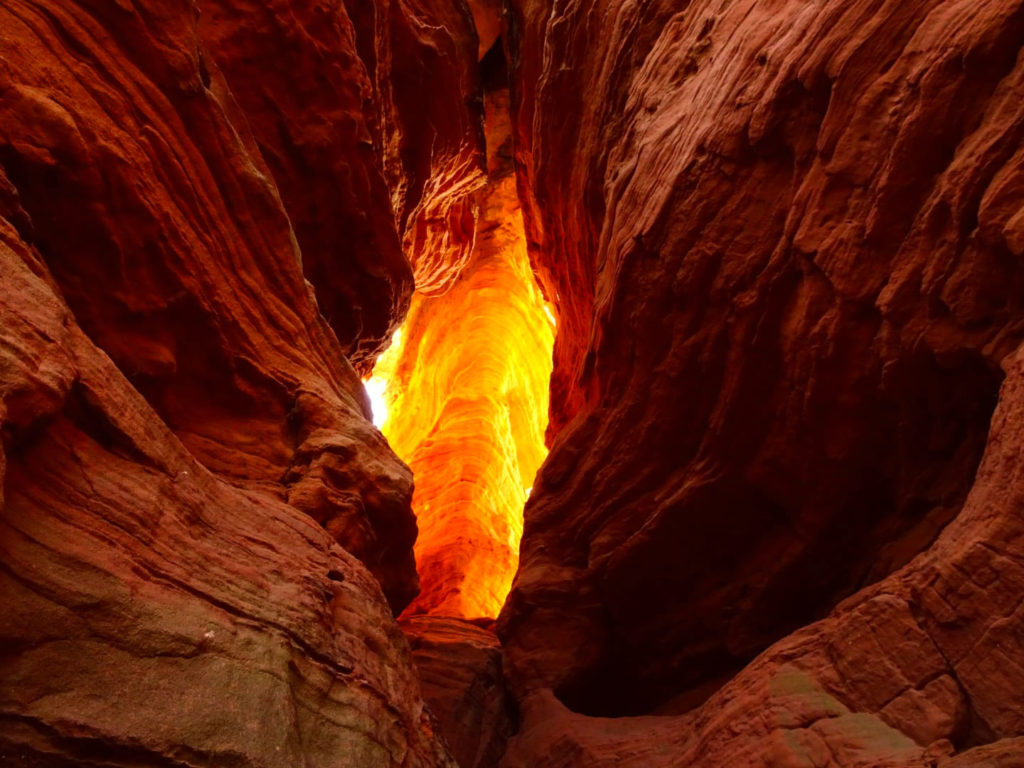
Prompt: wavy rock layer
<box><xmin>502</xmin><ymin>348</ymin><xmax>1024</xmax><ymax>766</ymax></box>
<box><xmin>500</xmin><ymin>0</ymin><xmax>1024</xmax><ymax>760</ymax></box>
<box><xmin>0</xmin><ymin>0</ymin><xmax>481</xmax><ymax>763</ymax></box>
<box><xmin>403</xmin><ymin>616</ymin><xmax>516</xmax><ymax>768</ymax></box>
<box><xmin>199</xmin><ymin>0</ymin><xmax>485</xmax><ymax>369</ymax></box>
<box><xmin>0</xmin><ymin>175</ymin><xmax>451</xmax><ymax>768</ymax></box>
<box><xmin>376</xmin><ymin>85</ymin><xmax>554</xmax><ymax>620</ymax></box>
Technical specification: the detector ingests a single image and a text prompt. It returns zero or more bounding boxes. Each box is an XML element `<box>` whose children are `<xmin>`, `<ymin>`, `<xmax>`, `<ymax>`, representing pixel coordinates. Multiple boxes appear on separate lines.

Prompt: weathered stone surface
<box><xmin>200</xmin><ymin>0</ymin><xmax>487</xmax><ymax>364</ymax></box>
<box><xmin>198</xmin><ymin>0</ymin><xmax>414</xmax><ymax>370</ymax></box>
<box><xmin>344</xmin><ymin>0</ymin><xmax>487</xmax><ymax>297</ymax></box>
<box><xmin>5</xmin><ymin>0</ymin><xmax>1024</xmax><ymax>765</ymax></box>
<box><xmin>0</xmin><ymin>0</ymin><xmax>432</xmax><ymax>609</ymax></box>
<box><xmin>501</xmin><ymin>0</ymin><xmax>1024</xmax><ymax>727</ymax></box>
<box><xmin>501</xmin><ymin>343</ymin><xmax>1024</xmax><ymax>765</ymax></box>
<box><xmin>0</xmin><ymin>187</ymin><xmax>453</xmax><ymax>766</ymax></box>
<box><xmin>374</xmin><ymin>83</ymin><xmax>554</xmax><ymax>619</ymax></box>
<box><xmin>403</xmin><ymin>616</ymin><xmax>516</xmax><ymax>768</ymax></box>
<box><xmin>0</xmin><ymin>0</ymin><xmax>480</xmax><ymax>763</ymax></box>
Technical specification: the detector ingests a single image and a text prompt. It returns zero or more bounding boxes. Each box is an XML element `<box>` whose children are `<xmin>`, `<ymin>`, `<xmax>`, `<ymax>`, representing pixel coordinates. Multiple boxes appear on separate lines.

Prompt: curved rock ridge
<box><xmin>0</xmin><ymin>0</ymin><xmax>486</xmax><ymax>609</ymax></box>
<box><xmin>0</xmin><ymin>0</ymin><xmax>482</xmax><ymax>763</ymax></box>
<box><xmin>375</xmin><ymin>80</ymin><xmax>555</xmax><ymax>619</ymax></box>
<box><xmin>0</xmin><ymin>178</ymin><xmax>453</xmax><ymax>766</ymax></box>
<box><xmin>501</xmin><ymin>0</ymin><xmax>1024</xmax><ymax>740</ymax></box>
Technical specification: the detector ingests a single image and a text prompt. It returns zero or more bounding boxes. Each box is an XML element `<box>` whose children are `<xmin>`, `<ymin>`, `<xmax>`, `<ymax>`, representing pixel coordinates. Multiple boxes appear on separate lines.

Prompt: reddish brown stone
<box><xmin>0</xmin><ymin>183</ymin><xmax>452</xmax><ymax>765</ymax></box>
<box><xmin>0</xmin><ymin>0</ymin><xmax>481</xmax><ymax>763</ymax></box>
<box><xmin>501</xmin><ymin>0</ymin><xmax>1024</xmax><ymax>726</ymax></box>
<box><xmin>4</xmin><ymin>0</ymin><xmax>1024</xmax><ymax>765</ymax></box>
<box><xmin>0</xmin><ymin>0</ymin><xmax>485</xmax><ymax>611</ymax></box>
<box><xmin>501</xmin><ymin>346</ymin><xmax>1024</xmax><ymax>765</ymax></box>
<box><xmin>403</xmin><ymin>616</ymin><xmax>516</xmax><ymax>768</ymax></box>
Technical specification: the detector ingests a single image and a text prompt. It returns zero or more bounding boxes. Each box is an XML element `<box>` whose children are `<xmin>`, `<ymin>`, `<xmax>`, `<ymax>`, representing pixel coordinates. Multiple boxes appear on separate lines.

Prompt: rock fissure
<box><xmin>4</xmin><ymin>0</ymin><xmax>1024</xmax><ymax>767</ymax></box>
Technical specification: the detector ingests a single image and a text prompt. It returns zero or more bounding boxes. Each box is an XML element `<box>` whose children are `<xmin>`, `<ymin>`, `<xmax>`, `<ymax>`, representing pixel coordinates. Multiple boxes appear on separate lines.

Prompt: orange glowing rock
<box><xmin>373</xmin><ymin>90</ymin><xmax>554</xmax><ymax>619</ymax></box>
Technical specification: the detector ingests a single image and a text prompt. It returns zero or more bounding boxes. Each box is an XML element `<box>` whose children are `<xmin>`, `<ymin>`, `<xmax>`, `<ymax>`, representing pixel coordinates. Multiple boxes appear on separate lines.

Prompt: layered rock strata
<box><xmin>375</xmin><ymin>77</ymin><xmax>554</xmax><ymax>619</ymax></box>
<box><xmin>0</xmin><ymin>0</ymin><xmax>482</xmax><ymax>763</ymax></box>
<box><xmin>403</xmin><ymin>616</ymin><xmax>516</xmax><ymax>768</ymax></box>
<box><xmin>0</xmin><ymin>171</ymin><xmax>452</xmax><ymax>767</ymax></box>
<box><xmin>501</xmin><ymin>0</ymin><xmax>1024</xmax><ymax>724</ymax></box>
<box><xmin>501</xmin><ymin>346</ymin><xmax>1024</xmax><ymax>766</ymax></box>
<box><xmin>199</xmin><ymin>0</ymin><xmax>486</xmax><ymax>368</ymax></box>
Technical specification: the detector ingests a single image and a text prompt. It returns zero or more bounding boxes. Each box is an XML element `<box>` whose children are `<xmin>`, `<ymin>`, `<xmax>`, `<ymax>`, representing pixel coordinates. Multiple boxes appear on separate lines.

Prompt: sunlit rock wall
<box><xmin>376</xmin><ymin>85</ymin><xmax>555</xmax><ymax>620</ymax></box>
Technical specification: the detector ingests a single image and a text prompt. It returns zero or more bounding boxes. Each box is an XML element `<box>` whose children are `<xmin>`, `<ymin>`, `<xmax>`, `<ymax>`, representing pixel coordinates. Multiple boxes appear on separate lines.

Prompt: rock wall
<box><xmin>0</xmin><ymin>0</ymin><xmax>481</xmax><ymax>764</ymax></box>
<box><xmin>4</xmin><ymin>0</ymin><xmax>1024</xmax><ymax>765</ymax></box>
<box><xmin>374</xmin><ymin>77</ymin><xmax>554</xmax><ymax>620</ymax></box>
<box><xmin>403</xmin><ymin>616</ymin><xmax>516</xmax><ymax>768</ymax></box>
<box><xmin>500</xmin><ymin>0</ymin><xmax>1024</xmax><ymax>761</ymax></box>
<box><xmin>199</xmin><ymin>0</ymin><xmax>486</xmax><ymax>369</ymax></box>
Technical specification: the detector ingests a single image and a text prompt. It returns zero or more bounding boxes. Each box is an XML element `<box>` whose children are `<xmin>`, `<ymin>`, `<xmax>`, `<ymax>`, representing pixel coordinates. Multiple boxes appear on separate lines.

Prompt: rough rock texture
<box><xmin>403</xmin><ymin>616</ymin><xmax>516</xmax><ymax>768</ymax></box>
<box><xmin>376</xmin><ymin>82</ymin><xmax>554</xmax><ymax>619</ymax></box>
<box><xmin>200</xmin><ymin>0</ymin><xmax>487</xmax><ymax>368</ymax></box>
<box><xmin>0</xmin><ymin>0</ymin><xmax>482</xmax><ymax>615</ymax></box>
<box><xmin>0</xmin><ymin>181</ymin><xmax>453</xmax><ymax>767</ymax></box>
<box><xmin>501</xmin><ymin>346</ymin><xmax>1024</xmax><ymax>766</ymax></box>
<box><xmin>348</xmin><ymin>0</ymin><xmax>487</xmax><ymax>298</ymax></box>
<box><xmin>501</xmin><ymin>0</ymin><xmax>1024</xmax><ymax>731</ymax></box>
<box><xmin>0</xmin><ymin>0</ymin><xmax>482</xmax><ymax>763</ymax></box>
<box><xmin>197</xmin><ymin>0</ymin><xmax>413</xmax><ymax>369</ymax></box>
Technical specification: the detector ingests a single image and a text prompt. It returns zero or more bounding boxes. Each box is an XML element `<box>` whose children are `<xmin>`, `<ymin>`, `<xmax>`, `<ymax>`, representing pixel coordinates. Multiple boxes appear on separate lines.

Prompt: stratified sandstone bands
<box><xmin>199</xmin><ymin>0</ymin><xmax>486</xmax><ymax>369</ymax></box>
<box><xmin>500</xmin><ymin>0</ymin><xmax>1024</xmax><ymax>756</ymax></box>
<box><xmin>375</xmin><ymin>82</ymin><xmax>554</xmax><ymax>620</ymax></box>
<box><xmin>346</xmin><ymin>0</ymin><xmax>487</xmax><ymax>298</ymax></box>
<box><xmin>501</xmin><ymin>345</ymin><xmax>1024</xmax><ymax>767</ymax></box>
<box><xmin>0</xmin><ymin>0</ymin><xmax>481</xmax><ymax>763</ymax></box>
<box><xmin>0</xmin><ymin>181</ymin><xmax>452</xmax><ymax>767</ymax></box>
<box><xmin>4</xmin><ymin>0</ymin><xmax>1024</xmax><ymax>765</ymax></box>
<box><xmin>403</xmin><ymin>616</ymin><xmax>516</xmax><ymax>768</ymax></box>
<box><xmin>197</xmin><ymin>0</ymin><xmax>414</xmax><ymax>370</ymax></box>
<box><xmin>0</xmin><ymin>0</ymin><xmax>424</xmax><ymax>610</ymax></box>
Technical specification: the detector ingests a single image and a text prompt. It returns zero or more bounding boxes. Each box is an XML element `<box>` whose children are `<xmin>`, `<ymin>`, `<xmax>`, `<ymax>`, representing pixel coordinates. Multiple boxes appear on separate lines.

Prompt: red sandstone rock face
<box><xmin>502</xmin><ymin>346</ymin><xmax>1024</xmax><ymax>766</ymax></box>
<box><xmin>344</xmin><ymin>0</ymin><xmax>487</xmax><ymax>297</ymax></box>
<box><xmin>197</xmin><ymin>0</ymin><xmax>414</xmax><ymax>370</ymax></box>
<box><xmin>0</xmin><ymin>0</ymin><xmax>482</xmax><ymax>610</ymax></box>
<box><xmin>200</xmin><ymin>0</ymin><xmax>486</xmax><ymax>367</ymax></box>
<box><xmin>403</xmin><ymin>616</ymin><xmax>516</xmax><ymax>768</ymax></box>
<box><xmin>0</xmin><ymin>0</ymin><xmax>482</xmax><ymax>763</ymax></box>
<box><xmin>501</xmin><ymin>0</ymin><xmax>1024</xmax><ymax>759</ymax></box>
<box><xmin>0</xmin><ymin>181</ymin><xmax>453</xmax><ymax>766</ymax></box>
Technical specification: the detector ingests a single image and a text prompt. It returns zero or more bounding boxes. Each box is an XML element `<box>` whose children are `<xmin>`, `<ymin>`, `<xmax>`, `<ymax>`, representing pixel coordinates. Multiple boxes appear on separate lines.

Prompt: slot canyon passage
<box><xmin>3</xmin><ymin>1</ymin><xmax>1024</xmax><ymax>768</ymax></box>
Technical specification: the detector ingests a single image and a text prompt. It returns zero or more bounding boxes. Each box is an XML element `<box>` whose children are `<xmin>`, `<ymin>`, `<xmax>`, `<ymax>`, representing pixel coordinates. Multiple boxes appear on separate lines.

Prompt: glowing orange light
<box><xmin>371</xmin><ymin>175</ymin><xmax>553</xmax><ymax>619</ymax></box>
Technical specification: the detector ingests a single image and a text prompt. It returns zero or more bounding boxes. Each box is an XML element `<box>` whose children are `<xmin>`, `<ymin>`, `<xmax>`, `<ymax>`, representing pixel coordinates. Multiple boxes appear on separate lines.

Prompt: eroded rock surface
<box><xmin>403</xmin><ymin>616</ymin><xmax>517</xmax><ymax>768</ymax></box>
<box><xmin>501</xmin><ymin>345</ymin><xmax>1024</xmax><ymax>766</ymax></box>
<box><xmin>0</xmin><ymin>0</ymin><xmax>482</xmax><ymax>763</ymax></box>
<box><xmin>501</xmin><ymin>0</ymin><xmax>1024</xmax><ymax>734</ymax></box>
<box><xmin>375</xmin><ymin>78</ymin><xmax>554</xmax><ymax>620</ymax></box>
<box><xmin>0</xmin><ymin>182</ymin><xmax>452</xmax><ymax>767</ymax></box>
